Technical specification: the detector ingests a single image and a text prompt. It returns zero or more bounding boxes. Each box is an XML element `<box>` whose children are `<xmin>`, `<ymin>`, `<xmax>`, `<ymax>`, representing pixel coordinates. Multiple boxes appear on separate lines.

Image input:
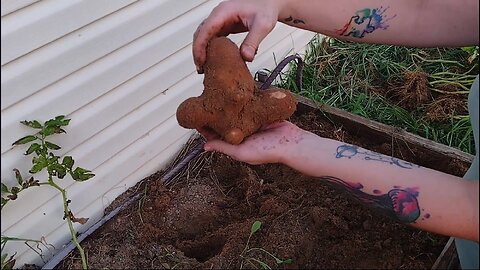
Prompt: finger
<box><xmin>259</xmin><ymin>121</ymin><xmax>286</xmax><ymax>131</ymax></box>
<box><xmin>192</xmin><ymin>6</ymin><xmax>238</xmax><ymax>71</ymax></box>
<box><xmin>240</xmin><ymin>17</ymin><xmax>274</xmax><ymax>62</ymax></box>
<box><xmin>204</xmin><ymin>140</ymin><xmax>240</xmax><ymax>158</ymax></box>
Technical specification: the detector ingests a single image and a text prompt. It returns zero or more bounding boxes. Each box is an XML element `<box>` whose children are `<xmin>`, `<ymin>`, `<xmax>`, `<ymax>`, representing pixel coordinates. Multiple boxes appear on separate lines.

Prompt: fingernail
<box><xmin>243</xmin><ymin>46</ymin><xmax>255</xmax><ymax>61</ymax></box>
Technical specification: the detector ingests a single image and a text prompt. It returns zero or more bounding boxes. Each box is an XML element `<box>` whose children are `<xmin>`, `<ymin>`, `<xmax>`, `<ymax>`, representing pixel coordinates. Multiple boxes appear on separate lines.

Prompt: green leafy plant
<box><xmin>240</xmin><ymin>221</ymin><xmax>293</xmax><ymax>269</ymax></box>
<box><xmin>1</xmin><ymin>116</ymin><xmax>95</xmax><ymax>269</ymax></box>
<box><xmin>279</xmin><ymin>36</ymin><xmax>477</xmax><ymax>154</ymax></box>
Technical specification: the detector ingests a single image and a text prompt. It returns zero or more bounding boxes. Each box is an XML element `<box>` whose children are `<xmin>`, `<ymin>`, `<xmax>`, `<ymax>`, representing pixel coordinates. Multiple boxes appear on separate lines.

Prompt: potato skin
<box><xmin>176</xmin><ymin>37</ymin><xmax>297</xmax><ymax>145</ymax></box>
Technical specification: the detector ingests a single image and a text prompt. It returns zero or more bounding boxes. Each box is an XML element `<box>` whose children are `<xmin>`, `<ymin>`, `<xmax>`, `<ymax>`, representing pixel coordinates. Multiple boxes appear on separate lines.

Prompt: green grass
<box><xmin>278</xmin><ymin>36</ymin><xmax>478</xmax><ymax>154</ymax></box>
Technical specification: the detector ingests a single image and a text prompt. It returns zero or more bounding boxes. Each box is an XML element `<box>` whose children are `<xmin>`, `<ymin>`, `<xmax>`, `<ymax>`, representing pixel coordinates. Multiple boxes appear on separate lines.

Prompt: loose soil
<box><xmin>57</xmin><ymin>109</ymin><xmax>470</xmax><ymax>269</ymax></box>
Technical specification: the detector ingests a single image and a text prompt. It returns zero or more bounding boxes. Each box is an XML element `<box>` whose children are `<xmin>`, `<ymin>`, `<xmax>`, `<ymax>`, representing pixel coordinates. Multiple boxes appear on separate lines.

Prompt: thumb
<box><xmin>240</xmin><ymin>19</ymin><xmax>272</xmax><ymax>61</ymax></box>
<box><xmin>204</xmin><ymin>139</ymin><xmax>240</xmax><ymax>156</ymax></box>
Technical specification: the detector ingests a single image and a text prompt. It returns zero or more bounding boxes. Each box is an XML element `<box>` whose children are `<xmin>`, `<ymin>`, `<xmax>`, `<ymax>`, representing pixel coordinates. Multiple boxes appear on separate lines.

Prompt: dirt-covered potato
<box><xmin>176</xmin><ymin>37</ymin><xmax>297</xmax><ymax>144</ymax></box>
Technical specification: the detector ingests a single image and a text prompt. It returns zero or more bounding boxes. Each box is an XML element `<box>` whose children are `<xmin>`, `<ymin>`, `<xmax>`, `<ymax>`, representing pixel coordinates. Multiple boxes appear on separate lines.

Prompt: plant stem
<box><xmin>429</xmin><ymin>80</ymin><xmax>471</xmax><ymax>91</ymax></box>
<box><xmin>48</xmin><ymin>178</ymin><xmax>87</xmax><ymax>269</ymax></box>
<box><xmin>430</xmin><ymin>88</ymin><xmax>470</xmax><ymax>95</ymax></box>
<box><xmin>242</xmin><ymin>233</ymin><xmax>253</xmax><ymax>255</ymax></box>
<box><xmin>411</xmin><ymin>53</ymin><xmax>464</xmax><ymax>66</ymax></box>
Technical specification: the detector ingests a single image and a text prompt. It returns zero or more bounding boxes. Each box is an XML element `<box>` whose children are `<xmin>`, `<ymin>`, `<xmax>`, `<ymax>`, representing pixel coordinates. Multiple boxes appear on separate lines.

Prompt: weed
<box><xmin>137</xmin><ymin>185</ymin><xmax>148</xmax><ymax>224</ymax></box>
<box><xmin>278</xmin><ymin>36</ymin><xmax>477</xmax><ymax>154</ymax></box>
<box><xmin>240</xmin><ymin>221</ymin><xmax>292</xmax><ymax>269</ymax></box>
<box><xmin>1</xmin><ymin>116</ymin><xmax>95</xmax><ymax>269</ymax></box>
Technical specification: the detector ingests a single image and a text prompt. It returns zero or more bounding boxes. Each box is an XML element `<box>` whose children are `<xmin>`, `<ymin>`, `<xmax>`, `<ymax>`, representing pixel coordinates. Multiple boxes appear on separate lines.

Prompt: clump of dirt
<box><xmin>425</xmin><ymin>96</ymin><xmax>469</xmax><ymax>122</ymax></box>
<box><xmin>57</xmin><ymin>109</ymin><xmax>471</xmax><ymax>270</ymax></box>
<box><xmin>387</xmin><ymin>71</ymin><xmax>431</xmax><ymax>109</ymax></box>
<box><xmin>176</xmin><ymin>37</ymin><xmax>296</xmax><ymax>144</ymax></box>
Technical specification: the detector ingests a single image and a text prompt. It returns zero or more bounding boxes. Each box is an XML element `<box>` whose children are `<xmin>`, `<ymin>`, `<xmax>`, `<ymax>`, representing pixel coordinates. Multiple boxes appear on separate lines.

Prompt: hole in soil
<box><xmin>179</xmin><ymin>236</ymin><xmax>226</xmax><ymax>263</ymax></box>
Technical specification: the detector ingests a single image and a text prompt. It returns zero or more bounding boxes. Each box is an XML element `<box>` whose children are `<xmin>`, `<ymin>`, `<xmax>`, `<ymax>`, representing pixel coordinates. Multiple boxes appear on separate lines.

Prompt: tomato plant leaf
<box><xmin>54</xmin><ymin>128</ymin><xmax>66</xmax><ymax>134</ymax></box>
<box><xmin>56</xmin><ymin>165</ymin><xmax>67</xmax><ymax>179</ymax></box>
<box><xmin>45</xmin><ymin>141</ymin><xmax>61</xmax><ymax>150</ymax></box>
<box><xmin>12</xmin><ymin>135</ymin><xmax>37</xmax><ymax>146</ymax></box>
<box><xmin>72</xmin><ymin>216</ymin><xmax>89</xmax><ymax>224</ymax></box>
<box><xmin>30</xmin><ymin>156</ymin><xmax>47</xmax><ymax>174</ymax></box>
<box><xmin>25</xmin><ymin>143</ymin><xmax>41</xmax><ymax>155</ymax></box>
<box><xmin>20</xmin><ymin>120</ymin><xmax>42</xmax><ymax>129</ymax></box>
<box><xmin>1</xmin><ymin>183</ymin><xmax>9</xmax><ymax>193</ymax></box>
<box><xmin>1</xmin><ymin>197</ymin><xmax>9</xmax><ymax>209</ymax></box>
<box><xmin>62</xmin><ymin>156</ymin><xmax>74</xmax><ymax>170</ymax></box>
<box><xmin>71</xmin><ymin>167</ymin><xmax>94</xmax><ymax>181</ymax></box>
<box><xmin>13</xmin><ymin>169</ymin><xmax>23</xmax><ymax>185</ymax></box>
<box><xmin>40</xmin><ymin>126</ymin><xmax>56</xmax><ymax>137</ymax></box>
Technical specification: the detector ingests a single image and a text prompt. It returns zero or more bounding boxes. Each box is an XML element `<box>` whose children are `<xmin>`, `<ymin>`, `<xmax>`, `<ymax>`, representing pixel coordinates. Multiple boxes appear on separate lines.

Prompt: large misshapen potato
<box><xmin>176</xmin><ymin>37</ymin><xmax>296</xmax><ymax>144</ymax></box>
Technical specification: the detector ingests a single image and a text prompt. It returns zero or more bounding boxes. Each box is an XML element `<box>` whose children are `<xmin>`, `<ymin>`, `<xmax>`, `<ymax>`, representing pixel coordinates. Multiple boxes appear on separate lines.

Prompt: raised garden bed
<box><xmin>55</xmin><ymin>96</ymin><xmax>473</xmax><ymax>269</ymax></box>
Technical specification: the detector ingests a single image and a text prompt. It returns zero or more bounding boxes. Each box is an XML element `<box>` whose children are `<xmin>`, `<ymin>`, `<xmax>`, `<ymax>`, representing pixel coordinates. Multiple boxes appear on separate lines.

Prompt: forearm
<box><xmin>282</xmin><ymin>130</ymin><xmax>479</xmax><ymax>242</ymax></box>
<box><xmin>275</xmin><ymin>0</ymin><xmax>479</xmax><ymax>47</ymax></box>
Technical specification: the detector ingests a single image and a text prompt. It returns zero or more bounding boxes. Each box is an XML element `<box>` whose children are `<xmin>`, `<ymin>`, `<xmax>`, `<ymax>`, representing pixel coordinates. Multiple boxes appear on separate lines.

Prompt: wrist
<box><xmin>278</xmin><ymin>128</ymin><xmax>317</xmax><ymax>166</ymax></box>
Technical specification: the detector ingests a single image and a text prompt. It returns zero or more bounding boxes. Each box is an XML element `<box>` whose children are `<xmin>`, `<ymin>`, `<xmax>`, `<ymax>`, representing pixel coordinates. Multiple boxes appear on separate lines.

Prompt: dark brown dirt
<box><xmin>176</xmin><ymin>37</ymin><xmax>296</xmax><ymax>145</ymax></box>
<box><xmin>56</xmin><ymin>108</ymin><xmax>471</xmax><ymax>269</ymax></box>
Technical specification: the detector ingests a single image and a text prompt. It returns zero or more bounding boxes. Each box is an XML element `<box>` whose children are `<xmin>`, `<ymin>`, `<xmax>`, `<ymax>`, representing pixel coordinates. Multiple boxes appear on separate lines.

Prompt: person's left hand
<box><xmin>200</xmin><ymin>121</ymin><xmax>307</xmax><ymax>165</ymax></box>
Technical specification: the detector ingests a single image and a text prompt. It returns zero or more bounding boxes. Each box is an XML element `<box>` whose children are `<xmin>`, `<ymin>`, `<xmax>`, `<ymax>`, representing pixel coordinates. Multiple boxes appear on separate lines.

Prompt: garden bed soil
<box><xmin>56</xmin><ymin>106</ymin><xmax>471</xmax><ymax>269</ymax></box>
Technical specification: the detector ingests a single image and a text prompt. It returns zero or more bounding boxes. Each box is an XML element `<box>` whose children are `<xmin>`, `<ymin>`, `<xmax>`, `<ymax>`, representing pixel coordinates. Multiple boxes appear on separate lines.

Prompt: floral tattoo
<box><xmin>336</xmin><ymin>6</ymin><xmax>396</xmax><ymax>38</ymax></box>
<box><xmin>320</xmin><ymin>176</ymin><xmax>428</xmax><ymax>223</ymax></box>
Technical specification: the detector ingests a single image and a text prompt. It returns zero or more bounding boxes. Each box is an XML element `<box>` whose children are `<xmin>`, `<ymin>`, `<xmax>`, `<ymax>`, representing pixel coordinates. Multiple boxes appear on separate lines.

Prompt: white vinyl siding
<box><xmin>1</xmin><ymin>0</ymin><xmax>315</xmax><ymax>267</ymax></box>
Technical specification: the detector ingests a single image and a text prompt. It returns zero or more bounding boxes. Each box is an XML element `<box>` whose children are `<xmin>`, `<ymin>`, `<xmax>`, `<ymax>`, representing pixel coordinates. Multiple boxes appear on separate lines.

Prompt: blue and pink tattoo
<box><xmin>321</xmin><ymin>176</ymin><xmax>425</xmax><ymax>223</ymax></box>
<box><xmin>321</xmin><ymin>144</ymin><xmax>430</xmax><ymax>224</ymax></box>
<box><xmin>336</xmin><ymin>7</ymin><xmax>396</xmax><ymax>38</ymax></box>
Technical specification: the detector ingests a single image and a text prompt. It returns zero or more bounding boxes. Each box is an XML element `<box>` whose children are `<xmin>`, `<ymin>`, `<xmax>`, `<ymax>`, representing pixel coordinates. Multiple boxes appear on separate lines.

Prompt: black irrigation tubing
<box><xmin>259</xmin><ymin>54</ymin><xmax>304</xmax><ymax>91</ymax></box>
<box><xmin>41</xmin><ymin>55</ymin><xmax>304</xmax><ymax>269</ymax></box>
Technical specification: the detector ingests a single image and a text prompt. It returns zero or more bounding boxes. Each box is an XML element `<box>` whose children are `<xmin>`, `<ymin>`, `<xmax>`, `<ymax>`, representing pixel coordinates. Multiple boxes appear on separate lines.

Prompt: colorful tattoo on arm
<box><xmin>336</xmin><ymin>7</ymin><xmax>396</xmax><ymax>38</ymax></box>
<box><xmin>336</xmin><ymin>144</ymin><xmax>420</xmax><ymax>169</ymax></box>
<box><xmin>284</xmin><ymin>16</ymin><xmax>306</xmax><ymax>24</ymax></box>
<box><xmin>320</xmin><ymin>176</ymin><xmax>428</xmax><ymax>223</ymax></box>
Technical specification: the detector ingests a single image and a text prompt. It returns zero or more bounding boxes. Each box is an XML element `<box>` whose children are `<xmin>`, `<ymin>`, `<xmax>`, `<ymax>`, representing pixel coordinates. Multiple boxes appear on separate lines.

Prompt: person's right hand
<box><xmin>202</xmin><ymin>121</ymin><xmax>310</xmax><ymax>165</ymax></box>
<box><xmin>192</xmin><ymin>0</ymin><xmax>283</xmax><ymax>73</ymax></box>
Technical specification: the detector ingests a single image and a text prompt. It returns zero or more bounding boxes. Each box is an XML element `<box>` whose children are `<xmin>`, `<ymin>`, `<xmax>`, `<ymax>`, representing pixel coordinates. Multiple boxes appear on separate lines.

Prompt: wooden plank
<box><xmin>431</xmin><ymin>237</ymin><xmax>459</xmax><ymax>269</ymax></box>
<box><xmin>294</xmin><ymin>94</ymin><xmax>474</xmax><ymax>165</ymax></box>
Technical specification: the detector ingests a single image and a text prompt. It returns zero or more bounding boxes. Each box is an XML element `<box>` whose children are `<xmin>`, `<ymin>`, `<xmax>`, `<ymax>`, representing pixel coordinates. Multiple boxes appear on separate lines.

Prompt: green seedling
<box><xmin>1</xmin><ymin>116</ymin><xmax>95</xmax><ymax>269</ymax></box>
<box><xmin>240</xmin><ymin>221</ymin><xmax>293</xmax><ymax>269</ymax></box>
